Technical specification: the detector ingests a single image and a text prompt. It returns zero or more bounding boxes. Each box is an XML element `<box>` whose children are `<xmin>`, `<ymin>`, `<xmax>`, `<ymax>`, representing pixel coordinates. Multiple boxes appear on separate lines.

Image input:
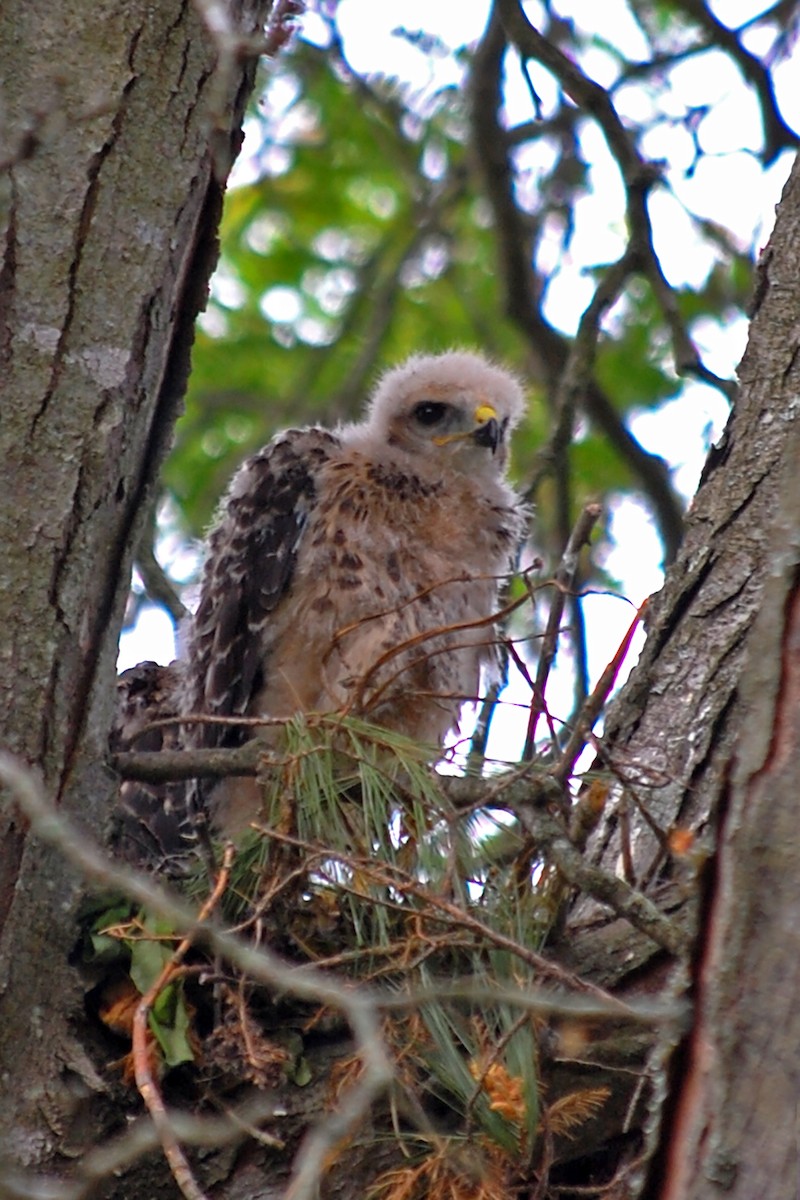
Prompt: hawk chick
<box><xmin>180</xmin><ymin>351</ymin><xmax>527</xmax><ymax>827</ymax></box>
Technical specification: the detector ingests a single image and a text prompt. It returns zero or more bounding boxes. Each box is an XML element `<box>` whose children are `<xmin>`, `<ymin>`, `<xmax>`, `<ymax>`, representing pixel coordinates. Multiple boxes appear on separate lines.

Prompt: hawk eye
<box><xmin>413</xmin><ymin>401</ymin><xmax>448</xmax><ymax>426</ymax></box>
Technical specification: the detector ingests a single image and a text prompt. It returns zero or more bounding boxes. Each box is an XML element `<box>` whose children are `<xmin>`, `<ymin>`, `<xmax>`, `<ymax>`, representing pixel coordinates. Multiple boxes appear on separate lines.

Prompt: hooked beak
<box><xmin>432</xmin><ymin>402</ymin><xmax>502</xmax><ymax>453</ymax></box>
<box><xmin>472</xmin><ymin>402</ymin><xmax>500</xmax><ymax>454</ymax></box>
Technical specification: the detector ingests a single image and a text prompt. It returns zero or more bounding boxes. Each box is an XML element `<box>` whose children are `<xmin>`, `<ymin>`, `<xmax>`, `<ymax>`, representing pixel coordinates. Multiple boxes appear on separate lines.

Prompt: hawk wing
<box><xmin>112</xmin><ymin>660</ymin><xmax>189</xmax><ymax>870</ymax></box>
<box><xmin>183</xmin><ymin>427</ymin><xmax>340</xmax><ymax>750</ymax></box>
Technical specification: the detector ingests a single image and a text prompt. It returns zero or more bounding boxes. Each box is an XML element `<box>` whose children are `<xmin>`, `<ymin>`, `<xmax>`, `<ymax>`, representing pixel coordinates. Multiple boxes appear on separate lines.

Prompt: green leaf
<box><xmin>129</xmin><ymin>929</ymin><xmax>172</xmax><ymax>996</ymax></box>
<box><xmin>82</xmin><ymin>901</ymin><xmax>134</xmax><ymax>965</ymax></box>
<box><xmin>148</xmin><ymin>981</ymin><xmax>196</xmax><ymax>1068</ymax></box>
<box><xmin>124</xmin><ymin>916</ymin><xmax>196</xmax><ymax>1068</ymax></box>
<box><xmin>292</xmin><ymin>1057</ymin><xmax>313</xmax><ymax>1087</ymax></box>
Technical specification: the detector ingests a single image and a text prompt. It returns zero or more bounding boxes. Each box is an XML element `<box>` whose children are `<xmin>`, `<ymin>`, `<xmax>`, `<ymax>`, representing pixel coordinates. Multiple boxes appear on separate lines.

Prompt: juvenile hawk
<box><xmin>180</xmin><ymin>350</ymin><xmax>528</xmax><ymax>828</ymax></box>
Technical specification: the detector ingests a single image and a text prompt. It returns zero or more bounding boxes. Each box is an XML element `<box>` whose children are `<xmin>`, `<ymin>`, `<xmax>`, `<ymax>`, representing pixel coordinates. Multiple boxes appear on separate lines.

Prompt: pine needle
<box><xmin>546</xmin><ymin>1087</ymin><xmax>611</xmax><ymax>1139</ymax></box>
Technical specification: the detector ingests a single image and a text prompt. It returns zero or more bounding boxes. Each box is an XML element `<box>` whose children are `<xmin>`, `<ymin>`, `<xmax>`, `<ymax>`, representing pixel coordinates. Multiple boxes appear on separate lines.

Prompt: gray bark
<box><xmin>645</xmin><ymin>162</ymin><xmax>800</xmax><ymax>1200</ymax></box>
<box><xmin>0</xmin><ymin>0</ymin><xmax>270</xmax><ymax>1175</ymax></box>
<box><xmin>581</xmin><ymin>157</ymin><xmax>800</xmax><ymax>893</ymax></box>
<box><xmin>582</xmin><ymin>157</ymin><xmax>800</xmax><ymax>1196</ymax></box>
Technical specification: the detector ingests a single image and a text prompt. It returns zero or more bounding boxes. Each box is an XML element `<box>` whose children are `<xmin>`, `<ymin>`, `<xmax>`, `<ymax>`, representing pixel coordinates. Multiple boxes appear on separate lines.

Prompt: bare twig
<box><xmin>524</xmin><ymin>504</ymin><xmax>603</xmax><ymax>762</ymax></box>
<box><xmin>113</xmin><ymin>739</ymin><xmax>260</xmax><ymax>782</ymax></box>
<box><xmin>134</xmin><ymin>500</ymin><xmax>189</xmax><ymax>627</ymax></box>
<box><xmin>257</xmin><ymin>825</ymin><xmax>630</xmax><ymax>1006</ymax></box>
<box><xmin>498</xmin><ymin>0</ymin><xmax>737</xmax><ymax>406</ymax></box>
<box><xmin>377</xmin><ymin>980</ymin><xmax>686</xmax><ymax>1027</ymax></box>
<box><xmin>672</xmin><ymin>0</ymin><xmax>798</xmax><ymax>165</ymax></box>
<box><xmin>0</xmin><ymin>1099</ymin><xmax>285</xmax><ymax>1200</ymax></box>
<box><xmin>347</xmin><ymin>573</ymin><xmax>541</xmax><ymax>717</ymax></box>
<box><xmin>552</xmin><ymin>597</ymin><xmax>648</xmax><ymax>787</ymax></box>
<box><xmin>111</xmin><ymin>684</ymin><xmax>681</xmax><ymax>958</ymax></box>
<box><xmin>132</xmin><ymin>846</ymin><xmax>234</xmax><ymax>1200</ymax></box>
<box><xmin>445</xmin><ymin>774</ymin><xmax>686</xmax><ymax>956</ymax></box>
<box><xmin>0</xmin><ymin>752</ymin><xmax>394</xmax><ymax>1200</ymax></box>
<box><xmin>518</xmin><ymin>805</ymin><xmax>684</xmax><ymax>955</ymax></box>
<box><xmin>497</xmin><ymin>0</ymin><xmax>647</xmax><ymax>181</ymax></box>
<box><xmin>469</xmin><ymin>4</ymin><xmax>685</xmax><ymax>561</ymax></box>
<box><xmin>529</xmin><ymin>253</ymin><xmax>640</xmax><ymax>503</ymax></box>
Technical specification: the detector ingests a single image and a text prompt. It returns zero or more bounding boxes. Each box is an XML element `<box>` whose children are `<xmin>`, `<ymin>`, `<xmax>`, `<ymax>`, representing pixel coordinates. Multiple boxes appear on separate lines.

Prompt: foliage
<box><xmin>157</xmin><ymin>0</ymin><xmax>795</xmax><ymax>580</ymax></box>
<box><xmin>98</xmin><ymin>714</ymin><xmax>625</xmax><ymax>1193</ymax></box>
<box><xmin>132</xmin><ymin>0</ymin><xmax>799</xmax><ymax>740</ymax></box>
<box><xmin>84</xmin><ymin>905</ymin><xmax>197</xmax><ymax>1071</ymax></box>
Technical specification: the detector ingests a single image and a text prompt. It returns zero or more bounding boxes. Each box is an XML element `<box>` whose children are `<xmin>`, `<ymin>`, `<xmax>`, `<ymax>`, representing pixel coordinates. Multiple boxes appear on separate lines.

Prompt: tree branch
<box><xmin>469</xmin><ymin>3</ymin><xmax>686</xmax><ymax>561</ymax></box>
<box><xmin>445</xmin><ymin>775</ymin><xmax>687</xmax><ymax>957</ymax></box>
<box><xmin>672</xmin><ymin>0</ymin><xmax>798</xmax><ymax>165</ymax></box>
<box><xmin>134</xmin><ymin>499</ymin><xmax>190</xmax><ymax>627</ymax></box>
<box><xmin>0</xmin><ymin>751</ymin><xmax>393</xmax><ymax>1200</ymax></box>
<box><xmin>524</xmin><ymin>503</ymin><xmax>603</xmax><ymax>761</ymax></box>
<box><xmin>109</xmin><ymin>735</ymin><xmax>685</xmax><ymax>958</ymax></box>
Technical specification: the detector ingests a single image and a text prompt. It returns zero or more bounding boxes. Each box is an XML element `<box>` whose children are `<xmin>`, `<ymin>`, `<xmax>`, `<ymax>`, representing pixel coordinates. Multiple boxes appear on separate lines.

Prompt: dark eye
<box><xmin>413</xmin><ymin>401</ymin><xmax>448</xmax><ymax>426</ymax></box>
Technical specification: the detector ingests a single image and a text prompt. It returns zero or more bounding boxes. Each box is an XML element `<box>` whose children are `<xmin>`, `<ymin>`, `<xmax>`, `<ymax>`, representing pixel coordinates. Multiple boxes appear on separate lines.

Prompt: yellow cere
<box><xmin>474</xmin><ymin>403</ymin><xmax>497</xmax><ymax>425</ymax></box>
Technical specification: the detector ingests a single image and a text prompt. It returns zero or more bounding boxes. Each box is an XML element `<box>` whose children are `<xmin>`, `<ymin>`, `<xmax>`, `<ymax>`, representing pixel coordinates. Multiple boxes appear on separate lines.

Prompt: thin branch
<box><xmin>113</xmin><ymin>739</ymin><xmax>260</xmax><ymax>782</ymax></box>
<box><xmin>552</xmin><ymin>597</ymin><xmax>648</xmax><ymax>787</ymax></box>
<box><xmin>524</xmin><ymin>252</ymin><xmax>638</xmax><ymax>726</ymax></box>
<box><xmin>445</xmin><ymin>774</ymin><xmax>686</xmax><ymax>956</ymax></box>
<box><xmin>469</xmin><ymin>4</ymin><xmax>685</xmax><ymax>561</ymax></box>
<box><xmin>567</xmin><ymin>587</ymin><xmax>590</xmax><ymax>728</ymax></box>
<box><xmin>631</xmin><ymin>215</ymin><xmax>737</xmax><ymax>400</ymax></box>
<box><xmin>468</xmin><ymin>675</ymin><xmax>506</xmax><ymax>764</ymax></box>
<box><xmin>110</xmin><ymin>687</ymin><xmax>681</xmax><ymax>957</ymax></box>
<box><xmin>132</xmin><ymin>848</ymin><xmax>233</xmax><ymax>1200</ymax></box>
<box><xmin>377</xmin><ymin>980</ymin><xmax>686</xmax><ymax>1027</ymax></box>
<box><xmin>346</xmin><ymin>574</ymin><xmax>540</xmax><ymax>716</ymax></box>
<box><xmin>263</xmin><ymin>826</ymin><xmax>629</xmax><ymax>1006</ymax></box>
<box><xmin>499</xmin><ymin>0</ymin><xmax>736</xmax><ymax>406</ymax></box>
<box><xmin>530</xmin><ymin>251</ymin><xmax>640</xmax><ymax>497</ymax></box>
<box><xmin>580</xmin><ymin>383</ymin><xmax>684</xmax><ymax>561</ymax></box>
<box><xmin>0</xmin><ymin>1098</ymin><xmax>285</xmax><ymax>1200</ymax></box>
<box><xmin>672</xmin><ymin>0</ymin><xmax>798</xmax><ymax>165</ymax></box>
<box><xmin>497</xmin><ymin>0</ymin><xmax>649</xmax><ymax>185</ymax></box>
<box><xmin>134</xmin><ymin>499</ymin><xmax>189</xmax><ymax>627</ymax></box>
<box><xmin>524</xmin><ymin>504</ymin><xmax>602</xmax><ymax>761</ymax></box>
<box><xmin>0</xmin><ymin>752</ymin><xmax>394</xmax><ymax>1200</ymax></box>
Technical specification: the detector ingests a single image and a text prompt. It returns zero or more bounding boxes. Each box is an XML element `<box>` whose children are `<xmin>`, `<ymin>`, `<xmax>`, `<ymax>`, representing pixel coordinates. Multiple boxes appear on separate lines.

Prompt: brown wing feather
<box><xmin>182</xmin><ymin>427</ymin><xmax>340</xmax><ymax>750</ymax></box>
<box><xmin>112</xmin><ymin>661</ymin><xmax>189</xmax><ymax>869</ymax></box>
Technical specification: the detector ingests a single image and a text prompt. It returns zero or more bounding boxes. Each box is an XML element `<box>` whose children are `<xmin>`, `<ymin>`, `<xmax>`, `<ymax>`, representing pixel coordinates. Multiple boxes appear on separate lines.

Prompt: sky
<box><xmin>119</xmin><ymin>0</ymin><xmax>796</xmax><ymax>758</ymax></box>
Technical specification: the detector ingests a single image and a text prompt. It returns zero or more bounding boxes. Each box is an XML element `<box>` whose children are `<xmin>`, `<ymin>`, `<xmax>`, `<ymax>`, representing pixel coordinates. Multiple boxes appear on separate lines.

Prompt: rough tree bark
<box><xmin>0</xmin><ymin>0</ymin><xmax>271</xmax><ymax>1179</ymax></box>
<box><xmin>649</xmin><ymin>169</ymin><xmax>800</xmax><ymax>1200</ymax></box>
<box><xmin>583</xmin><ymin>156</ymin><xmax>800</xmax><ymax>1198</ymax></box>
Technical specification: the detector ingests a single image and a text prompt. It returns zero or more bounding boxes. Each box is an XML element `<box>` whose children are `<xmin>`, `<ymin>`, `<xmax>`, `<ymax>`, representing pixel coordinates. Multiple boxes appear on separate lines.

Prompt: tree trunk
<box><xmin>0</xmin><ymin>0</ymin><xmax>269</xmax><ymax>1173</ymax></box>
<box><xmin>587</xmin><ymin>156</ymin><xmax>800</xmax><ymax>1196</ymax></box>
<box><xmin>644</xmin><ymin>163</ymin><xmax>800</xmax><ymax>1199</ymax></box>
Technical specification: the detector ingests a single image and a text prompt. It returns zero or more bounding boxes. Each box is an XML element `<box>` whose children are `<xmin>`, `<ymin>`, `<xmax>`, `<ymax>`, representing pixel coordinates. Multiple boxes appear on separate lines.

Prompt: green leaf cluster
<box><xmin>83</xmin><ymin>905</ymin><xmax>195</xmax><ymax>1069</ymax></box>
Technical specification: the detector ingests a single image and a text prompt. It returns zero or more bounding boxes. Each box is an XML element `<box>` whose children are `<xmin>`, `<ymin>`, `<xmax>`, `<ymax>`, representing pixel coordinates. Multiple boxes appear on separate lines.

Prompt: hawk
<box><xmin>179</xmin><ymin>350</ymin><xmax>528</xmax><ymax>831</ymax></box>
<box><xmin>112</xmin><ymin>660</ymin><xmax>188</xmax><ymax>868</ymax></box>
